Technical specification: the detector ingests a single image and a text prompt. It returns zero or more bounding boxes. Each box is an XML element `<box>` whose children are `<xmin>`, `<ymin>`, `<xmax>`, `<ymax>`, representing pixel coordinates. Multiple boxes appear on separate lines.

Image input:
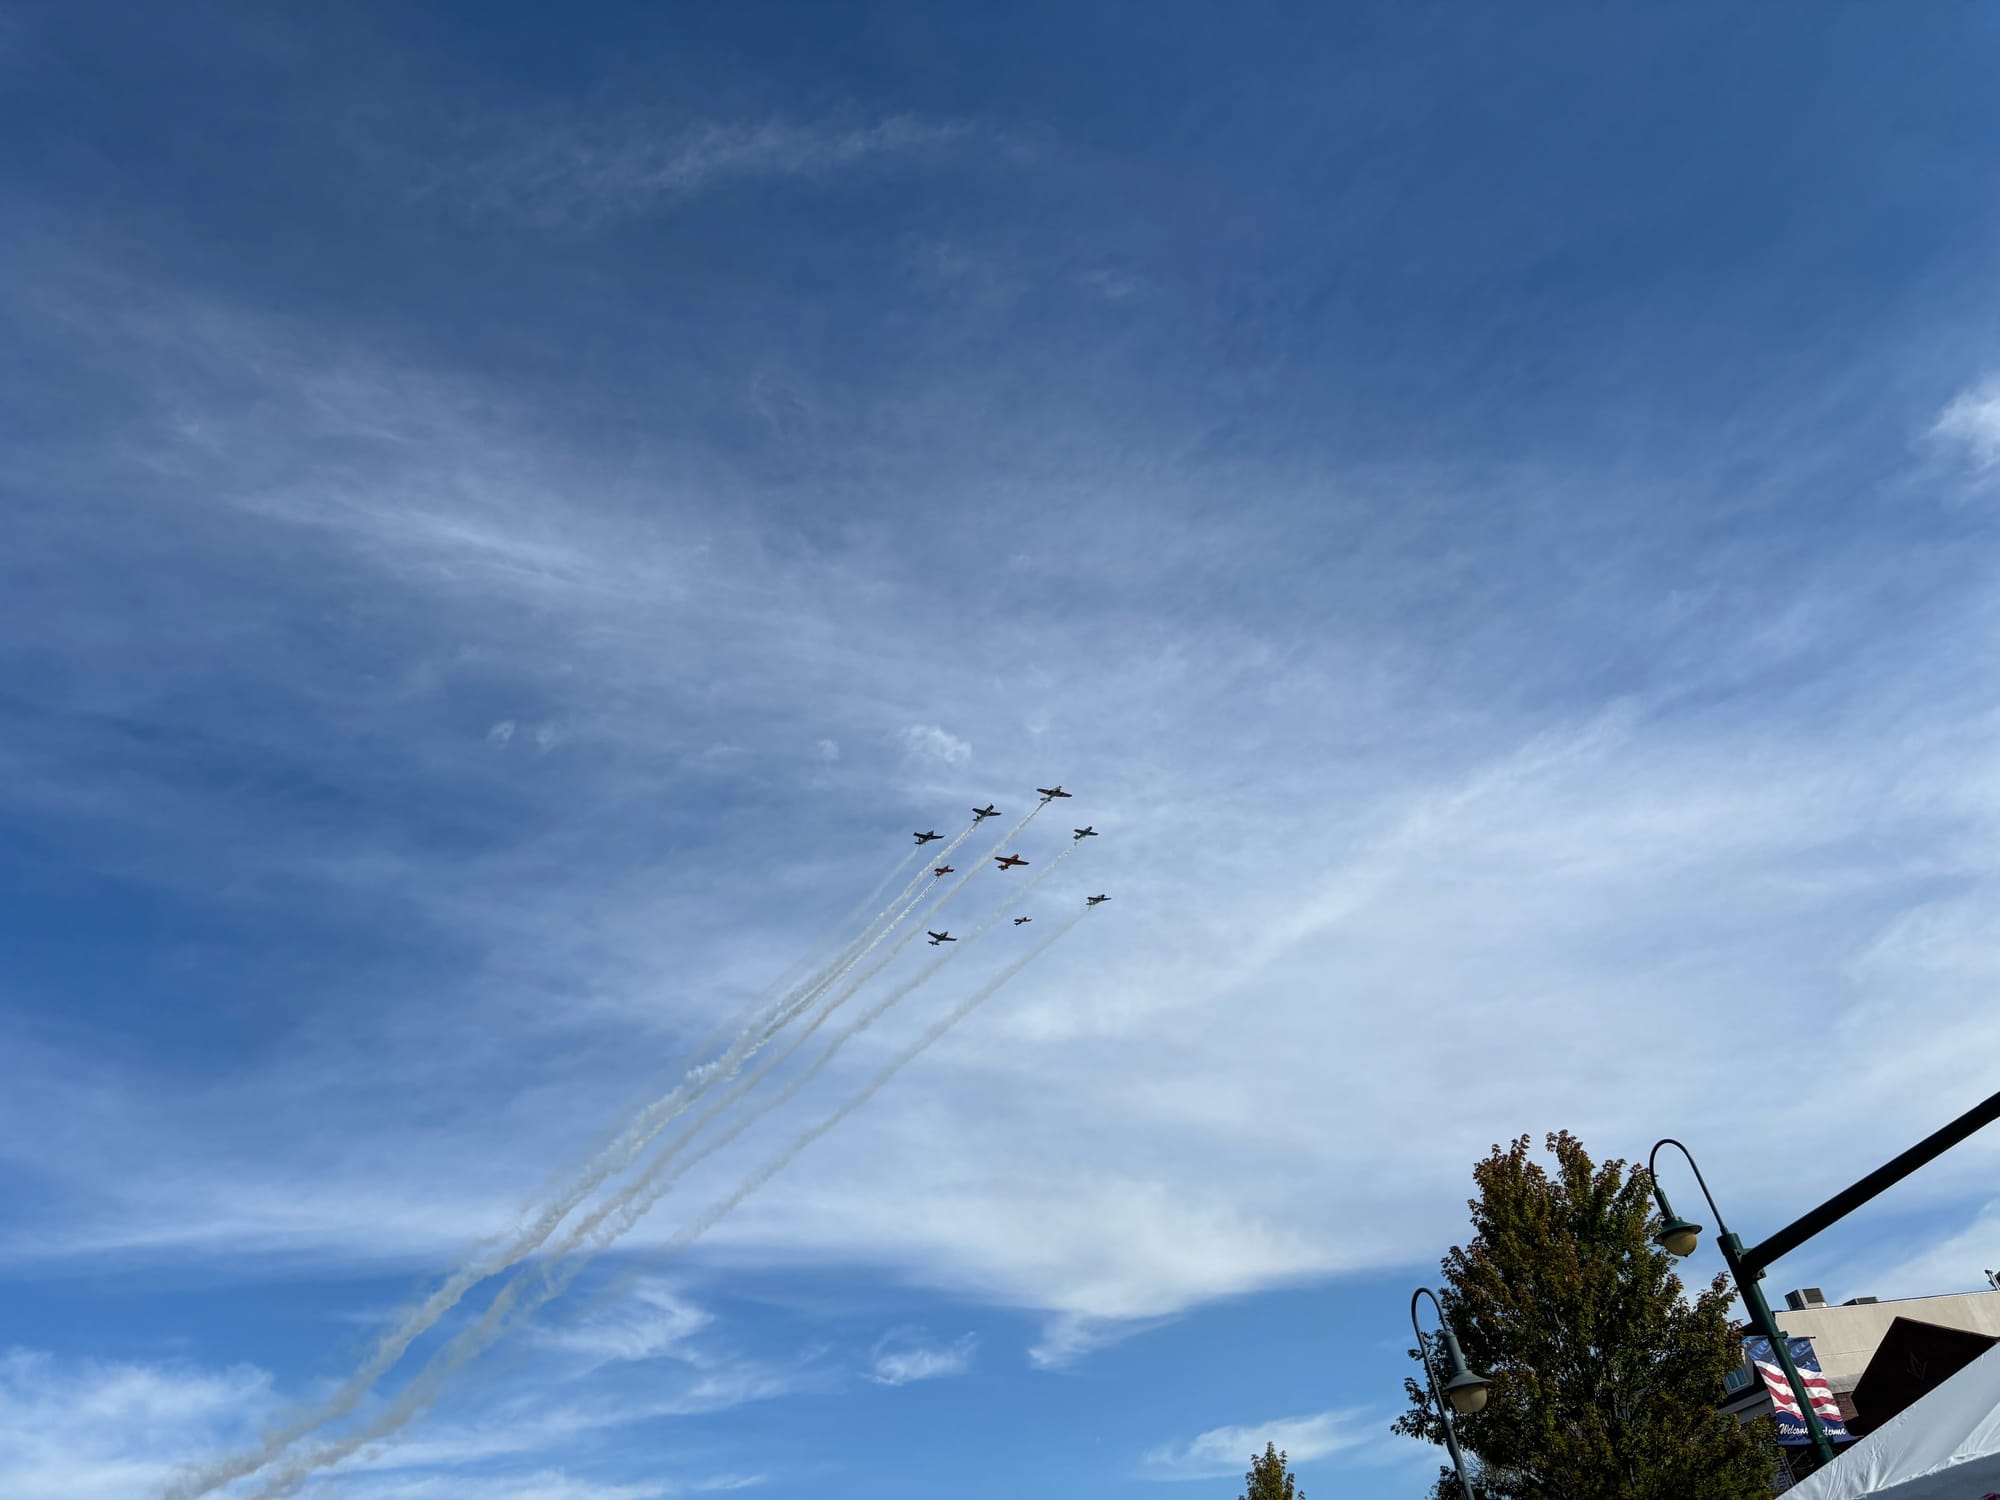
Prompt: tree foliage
<box><xmin>1394</xmin><ymin>1131</ymin><xmax>1777</xmax><ymax>1500</ymax></box>
<box><xmin>1240</xmin><ymin>1441</ymin><xmax>1304</xmax><ymax>1500</ymax></box>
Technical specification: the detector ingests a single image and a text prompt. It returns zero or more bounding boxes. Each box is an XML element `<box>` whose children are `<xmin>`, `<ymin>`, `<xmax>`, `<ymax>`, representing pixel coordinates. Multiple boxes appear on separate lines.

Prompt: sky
<box><xmin>6</xmin><ymin>3</ymin><xmax>2000</xmax><ymax>1496</ymax></box>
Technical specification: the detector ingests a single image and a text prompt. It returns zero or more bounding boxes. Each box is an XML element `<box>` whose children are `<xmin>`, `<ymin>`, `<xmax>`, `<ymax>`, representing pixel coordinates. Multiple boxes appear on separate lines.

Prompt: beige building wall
<box><xmin>1772</xmin><ymin>1289</ymin><xmax>2000</xmax><ymax>1390</ymax></box>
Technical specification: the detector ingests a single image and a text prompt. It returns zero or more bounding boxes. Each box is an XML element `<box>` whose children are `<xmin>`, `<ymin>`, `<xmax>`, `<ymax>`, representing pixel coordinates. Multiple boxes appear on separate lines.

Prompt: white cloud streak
<box><xmin>900</xmin><ymin>723</ymin><xmax>973</xmax><ymax>767</ymax></box>
<box><xmin>1142</xmin><ymin>1408</ymin><xmax>1375</xmax><ymax>1480</ymax></box>
<box><xmin>1931</xmin><ymin>379</ymin><xmax>2000</xmax><ymax>475</ymax></box>
<box><xmin>448</xmin><ymin>115</ymin><xmax>977</xmax><ymax>229</ymax></box>
<box><xmin>0</xmin><ymin>1349</ymin><xmax>274</xmax><ymax>1500</ymax></box>
<box><xmin>866</xmin><ymin>1329</ymin><xmax>978</xmax><ymax>1386</ymax></box>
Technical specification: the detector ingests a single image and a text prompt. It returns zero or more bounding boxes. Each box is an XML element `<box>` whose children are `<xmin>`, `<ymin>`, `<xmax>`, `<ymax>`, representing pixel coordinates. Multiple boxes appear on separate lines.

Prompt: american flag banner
<box><xmin>1742</xmin><ymin>1335</ymin><xmax>1851</xmax><ymax>1446</ymax></box>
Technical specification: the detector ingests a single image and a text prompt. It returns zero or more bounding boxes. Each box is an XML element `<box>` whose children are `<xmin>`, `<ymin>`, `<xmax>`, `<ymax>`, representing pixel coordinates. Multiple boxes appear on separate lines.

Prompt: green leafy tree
<box><xmin>1393</xmin><ymin>1131</ymin><xmax>1778</xmax><ymax>1500</ymax></box>
<box><xmin>1240</xmin><ymin>1441</ymin><xmax>1304</xmax><ymax>1500</ymax></box>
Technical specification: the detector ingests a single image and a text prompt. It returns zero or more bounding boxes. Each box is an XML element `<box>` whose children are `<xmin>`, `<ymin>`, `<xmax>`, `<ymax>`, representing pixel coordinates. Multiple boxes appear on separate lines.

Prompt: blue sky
<box><xmin>6</xmin><ymin>3</ymin><xmax>2000</xmax><ymax>1496</ymax></box>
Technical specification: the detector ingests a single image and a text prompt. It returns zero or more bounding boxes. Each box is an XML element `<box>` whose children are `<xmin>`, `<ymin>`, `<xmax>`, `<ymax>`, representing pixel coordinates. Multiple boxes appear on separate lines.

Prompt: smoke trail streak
<box><xmin>494</xmin><ymin>808</ymin><xmax>1064</xmax><ymax>1315</ymax></box>
<box><xmin>749</xmin><ymin>817</ymin><xmax>983</xmax><ymax>1035</ymax></box>
<box><xmin>554</xmin><ymin>838</ymin><xmax>1080</xmax><ymax>1276</ymax></box>
<box><xmin>754</xmin><ymin>805</ymin><xmax>1039</xmax><ymax>1039</ymax></box>
<box><xmin>409</xmin><ymin>844</ymin><xmax>1084</xmax><ymax>1430</ymax></box>
<box><xmin>244</xmin><ymin>906</ymin><xmax>1090</xmax><ymax>1499</ymax></box>
<box><xmin>169</xmin><ymin>824</ymin><xmax>984</xmax><ymax>1500</ymax></box>
<box><xmin>513</xmin><ymin>836</ymin><xmax>930</xmax><ymax>1227</ymax></box>
<box><xmin>578</xmin><ymin>849</ymin><xmax>1086</xmax><ymax>1319</ymax></box>
<box><xmin>560</xmin><ymin>839</ymin><xmax>1077</xmax><ymax>1341</ymax></box>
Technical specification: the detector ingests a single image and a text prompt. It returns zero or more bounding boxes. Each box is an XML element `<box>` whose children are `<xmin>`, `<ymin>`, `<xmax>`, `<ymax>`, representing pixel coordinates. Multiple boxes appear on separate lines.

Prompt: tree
<box><xmin>1393</xmin><ymin>1131</ymin><xmax>1778</xmax><ymax>1500</ymax></box>
<box><xmin>1240</xmin><ymin>1441</ymin><xmax>1304</xmax><ymax>1500</ymax></box>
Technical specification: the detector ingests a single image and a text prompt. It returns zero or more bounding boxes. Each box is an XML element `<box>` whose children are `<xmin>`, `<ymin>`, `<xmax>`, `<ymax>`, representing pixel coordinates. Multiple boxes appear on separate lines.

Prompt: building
<box><xmin>1722</xmin><ymin>1286</ymin><xmax>2000</xmax><ymax>1487</ymax></box>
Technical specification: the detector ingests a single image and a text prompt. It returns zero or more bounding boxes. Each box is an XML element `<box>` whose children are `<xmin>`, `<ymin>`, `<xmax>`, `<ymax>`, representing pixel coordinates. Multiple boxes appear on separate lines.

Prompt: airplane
<box><xmin>927</xmin><ymin>930</ymin><xmax>956</xmax><ymax>946</ymax></box>
<box><xmin>1072</xmin><ymin>826</ymin><xmax>1097</xmax><ymax>841</ymax></box>
<box><xmin>972</xmin><ymin>803</ymin><xmax>999</xmax><ymax>822</ymax></box>
<box><xmin>994</xmin><ymin>853</ymin><xmax>1029</xmax><ymax>870</ymax></box>
<box><xmin>914</xmin><ymin>830</ymin><xmax>943</xmax><ymax>845</ymax></box>
<box><xmin>1086</xmin><ymin>894</ymin><xmax>1111</xmax><ymax>906</ymax></box>
<box><xmin>932</xmin><ymin>865</ymin><xmax>954</xmax><ymax>878</ymax></box>
<box><xmin>1014</xmin><ymin>916</ymin><xmax>1032</xmax><ymax>926</ymax></box>
<box><xmin>1036</xmin><ymin>785</ymin><xmax>1071</xmax><ymax>802</ymax></box>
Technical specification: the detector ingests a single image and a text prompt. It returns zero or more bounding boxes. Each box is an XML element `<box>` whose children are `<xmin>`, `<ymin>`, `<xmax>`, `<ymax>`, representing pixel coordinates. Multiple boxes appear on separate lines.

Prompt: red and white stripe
<box><xmin>1754</xmin><ymin>1359</ymin><xmax>1841</xmax><ymax>1420</ymax></box>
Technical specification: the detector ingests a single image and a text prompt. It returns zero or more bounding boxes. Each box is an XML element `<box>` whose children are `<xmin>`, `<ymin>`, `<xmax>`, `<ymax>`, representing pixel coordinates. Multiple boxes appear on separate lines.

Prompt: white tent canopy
<box><xmin>1788</xmin><ymin>1339</ymin><xmax>2000</xmax><ymax>1500</ymax></box>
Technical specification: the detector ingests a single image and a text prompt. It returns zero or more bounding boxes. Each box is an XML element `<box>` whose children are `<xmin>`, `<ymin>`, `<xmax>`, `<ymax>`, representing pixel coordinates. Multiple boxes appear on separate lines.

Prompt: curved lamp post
<box><xmin>1649</xmin><ymin>1089</ymin><xmax>2000</xmax><ymax>1469</ymax></box>
<box><xmin>1648</xmin><ymin>1139</ymin><xmax>1835</xmax><ymax>1462</ymax></box>
<box><xmin>1412</xmin><ymin>1286</ymin><xmax>1491</xmax><ymax>1500</ymax></box>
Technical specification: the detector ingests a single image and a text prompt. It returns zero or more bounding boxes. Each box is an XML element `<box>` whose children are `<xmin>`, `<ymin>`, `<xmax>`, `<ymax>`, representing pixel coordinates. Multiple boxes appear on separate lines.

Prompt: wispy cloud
<box><xmin>0</xmin><ymin>1348</ymin><xmax>275</xmax><ymax>1500</ymax></box>
<box><xmin>1142</xmin><ymin>1409</ymin><xmax>1375</xmax><ymax>1480</ymax></box>
<box><xmin>0</xmin><ymin>1340</ymin><xmax>772</xmax><ymax>1500</ymax></box>
<box><xmin>1026</xmin><ymin>1311</ymin><xmax>1170</xmax><ymax>1370</ymax></box>
<box><xmin>1930</xmin><ymin>378</ymin><xmax>2000</xmax><ymax>476</ymax></box>
<box><xmin>866</xmin><ymin>1328</ymin><xmax>977</xmax><ymax>1386</ymax></box>
<box><xmin>445</xmin><ymin>115</ymin><xmax>979</xmax><ymax>229</ymax></box>
<box><xmin>329</xmin><ymin>1475</ymin><xmax>679</xmax><ymax>1500</ymax></box>
<box><xmin>532</xmin><ymin>1281</ymin><xmax>714</xmax><ymax>1366</ymax></box>
<box><xmin>1820</xmin><ymin>1198</ymin><xmax>2000</xmax><ymax>1304</ymax></box>
<box><xmin>899</xmin><ymin>723</ymin><xmax>974</xmax><ymax>767</ymax></box>
<box><xmin>1078</xmin><ymin>267</ymin><xmax>1143</xmax><ymax>301</ymax></box>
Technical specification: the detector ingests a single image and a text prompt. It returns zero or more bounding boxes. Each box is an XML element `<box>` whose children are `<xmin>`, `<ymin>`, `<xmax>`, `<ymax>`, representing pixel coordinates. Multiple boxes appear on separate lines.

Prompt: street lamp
<box><xmin>1654</xmin><ymin>1209</ymin><xmax>1702</xmax><ymax>1259</ymax></box>
<box><xmin>1648</xmin><ymin>1138</ymin><xmax>1836</xmax><ymax>1463</ymax></box>
<box><xmin>1648</xmin><ymin>1085</ymin><xmax>2000</xmax><ymax>1469</ymax></box>
<box><xmin>1412</xmin><ymin>1286</ymin><xmax>1491</xmax><ymax>1500</ymax></box>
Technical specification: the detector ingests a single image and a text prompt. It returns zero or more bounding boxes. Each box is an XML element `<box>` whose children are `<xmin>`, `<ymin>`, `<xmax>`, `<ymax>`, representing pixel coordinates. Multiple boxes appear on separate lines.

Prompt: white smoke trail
<box><xmin>396</xmin><ymin>843</ymin><xmax>1086</xmax><ymax>1435</ymax></box>
<box><xmin>576</xmin><ymin>847</ymin><xmax>1086</xmax><ymax>1316</ymax></box>
<box><xmin>493</xmin><ymin>810</ymin><xmax>1065</xmax><ymax>1316</ymax></box>
<box><xmin>243</xmin><ymin>904</ymin><xmax>1090</xmax><ymax>1499</ymax></box>
<box><xmin>167</xmin><ymin>823</ymin><xmax>983</xmax><ymax>1500</ymax></box>
<box><xmin>511</xmin><ymin>836</ymin><xmax>932</xmax><ymax>1229</ymax></box>
<box><xmin>748</xmin><ymin>818</ymin><xmax>984</xmax><ymax>1035</ymax></box>
<box><xmin>755</xmin><ymin>806</ymin><xmax>1040</xmax><ymax>1036</ymax></box>
<box><xmin>666</xmin><ymin>839</ymin><xmax>929</xmax><ymax>1067</ymax></box>
<box><xmin>558</xmin><ymin>837</ymin><xmax>1075</xmax><ymax>1340</ymax></box>
<box><xmin>556</xmin><ymin>838</ymin><xmax>1081</xmax><ymax>1273</ymax></box>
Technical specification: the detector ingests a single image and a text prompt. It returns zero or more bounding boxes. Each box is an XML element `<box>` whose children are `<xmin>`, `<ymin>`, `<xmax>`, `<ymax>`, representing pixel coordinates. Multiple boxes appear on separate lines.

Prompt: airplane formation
<box><xmin>911</xmin><ymin>785</ymin><xmax>1108</xmax><ymax>926</ymax></box>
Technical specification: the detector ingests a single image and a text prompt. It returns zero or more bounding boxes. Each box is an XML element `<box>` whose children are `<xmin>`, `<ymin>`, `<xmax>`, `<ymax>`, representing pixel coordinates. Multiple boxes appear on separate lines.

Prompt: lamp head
<box><xmin>1654</xmin><ymin>1215</ymin><xmax>1703</xmax><ymax>1258</ymax></box>
<box><xmin>1444</xmin><ymin>1365</ymin><xmax>1491</xmax><ymax>1416</ymax></box>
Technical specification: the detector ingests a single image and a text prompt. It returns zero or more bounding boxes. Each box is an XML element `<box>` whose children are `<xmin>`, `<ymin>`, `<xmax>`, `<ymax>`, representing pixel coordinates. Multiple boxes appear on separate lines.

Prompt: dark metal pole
<box><xmin>1412</xmin><ymin>1287</ymin><xmax>1479</xmax><ymax>1500</ymax></box>
<box><xmin>1739</xmin><ymin>1086</ymin><xmax>2000</xmax><ymax>1273</ymax></box>
<box><xmin>1648</xmin><ymin>1140</ymin><xmax>1835</xmax><ymax>1463</ymax></box>
<box><xmin>1718</xmin><ymin>1232</ymin><xmax>1837</xmax><ymax>1466</ymax></box>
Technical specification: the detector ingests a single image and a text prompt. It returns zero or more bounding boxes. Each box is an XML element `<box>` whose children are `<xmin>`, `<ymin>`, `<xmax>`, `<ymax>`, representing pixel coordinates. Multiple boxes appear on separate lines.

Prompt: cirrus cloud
<box><xmin>865</xmin><ymin>1329</ymin><xmax>978</xmax><ymax>1387</ymax></box>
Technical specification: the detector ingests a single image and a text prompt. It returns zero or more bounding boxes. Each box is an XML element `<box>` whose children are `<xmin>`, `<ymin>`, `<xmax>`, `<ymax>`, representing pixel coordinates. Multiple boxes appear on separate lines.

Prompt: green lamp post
<box><xmin>1647</xmin><ymin>1138</ymin><xmax>1836</xmax><ymax>1463</ymax></box>
<box><xmin>1411</xmin><ymin>1285</ymin><xmax>1492</xmax><ymax>1500</ymax></box>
